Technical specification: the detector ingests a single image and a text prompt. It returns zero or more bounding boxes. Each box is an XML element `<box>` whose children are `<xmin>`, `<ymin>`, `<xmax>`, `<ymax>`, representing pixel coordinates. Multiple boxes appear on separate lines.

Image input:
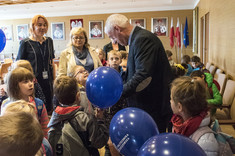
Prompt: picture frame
<box><xmin>89</xmin><ymin>21</ymin><xmax>103</xmax><ymax>39</ymax></box>
<box><xmin>51</xmin><ymin>22</ymin><xmax>65</xmax><ymax>40</ymax></box>
<box><xmin>151</xmin><ymin>17</ymin><xmax>168</xmax><ymax>37</ymax></box>
<box><xmin>70</xmin><ymin>19</ymin><xmax>83</xmax><ymax>30</ymax></box>
<box><xmin>130</xmin><ymin>18</ymin><xmax>146</xmax><ymax>29</ymax></box>
<box><xmin>16</xmin><ymin>24</ymin><xmax>29</xmax><ymax>41</ymax></box>
<box><xmin>0</xmin><ymin>25</ymin><xmax>13</xmax><ymax>41</ymax></box>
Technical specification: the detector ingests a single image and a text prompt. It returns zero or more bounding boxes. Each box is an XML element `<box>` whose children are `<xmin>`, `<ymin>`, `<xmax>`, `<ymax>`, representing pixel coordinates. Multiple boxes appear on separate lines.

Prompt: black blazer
<box><xmin>103</xmin><ymin>42</ymin><xmax>126</xmax><ymax>60</ymax></box>
<box><xmin>123</xmin><ymin>26</ymin><xmax>173</xmax><ymax>118</ymax></box>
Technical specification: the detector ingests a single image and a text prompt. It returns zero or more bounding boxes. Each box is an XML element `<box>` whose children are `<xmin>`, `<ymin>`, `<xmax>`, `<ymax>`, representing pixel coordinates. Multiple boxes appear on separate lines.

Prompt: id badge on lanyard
<box><xmin>39</xmin><ymin>42</ymin><xmax>48</xmax><ymax>79</ymax></box>
<box><xmin>42</xmin><ymin>70</ymin><xmax>48</xmax><ymax>79</ymax></box>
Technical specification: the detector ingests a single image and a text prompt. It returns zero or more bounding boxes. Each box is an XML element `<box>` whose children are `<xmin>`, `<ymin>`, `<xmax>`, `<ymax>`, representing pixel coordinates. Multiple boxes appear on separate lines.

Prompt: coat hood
<box><xmin>48</xmin><ymin>105</ymin><xmax>82</xmax><ymax>128</ymax></box>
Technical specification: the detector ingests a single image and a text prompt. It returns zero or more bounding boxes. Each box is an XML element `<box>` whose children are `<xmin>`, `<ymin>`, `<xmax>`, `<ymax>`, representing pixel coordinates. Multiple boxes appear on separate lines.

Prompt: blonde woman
<box><xmin>58</xmin><ymin>27</ymin><xmax>102</xmax><ymax>76</ymax></box>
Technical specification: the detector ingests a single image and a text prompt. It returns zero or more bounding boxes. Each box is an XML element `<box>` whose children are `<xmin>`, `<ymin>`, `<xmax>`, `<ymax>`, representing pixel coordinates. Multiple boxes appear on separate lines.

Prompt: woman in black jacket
<box><xmin>16</xmin><ymin>15</ymin><xmax>55</xmax><ymax>113</ymax></box>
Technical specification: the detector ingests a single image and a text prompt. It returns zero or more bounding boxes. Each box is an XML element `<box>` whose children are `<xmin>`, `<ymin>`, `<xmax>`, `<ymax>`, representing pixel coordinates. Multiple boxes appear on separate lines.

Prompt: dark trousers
<box><xmin>149</xmin><ymin>111</ymin><xmax>173</xmax><ymax>133</ymax></box>
<box><xmin>37</xmin><ymin>77</ymin><xmax>53</xmax><ymax>112</ymax></box>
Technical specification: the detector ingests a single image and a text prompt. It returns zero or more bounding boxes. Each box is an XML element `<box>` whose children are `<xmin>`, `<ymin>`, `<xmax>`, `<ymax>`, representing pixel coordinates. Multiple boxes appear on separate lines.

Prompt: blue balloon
<box><xmin>110</xmin><ymin>107</ymin><xmax>159</xmax><ymax>156</ymax></box>
<box><xmin>86</xmin><ymin>66</ymin><xmax>123</xmax><ymax>108</ymax></box>
<box><xmin>138</xmin><ymin>133</ymin><xmax>206</xmax><ymax>156</ymax></box>
<box><xmin>0</xmin><ymin>29</ymin><xmax>6</xmax><ymax>53</ymax></box>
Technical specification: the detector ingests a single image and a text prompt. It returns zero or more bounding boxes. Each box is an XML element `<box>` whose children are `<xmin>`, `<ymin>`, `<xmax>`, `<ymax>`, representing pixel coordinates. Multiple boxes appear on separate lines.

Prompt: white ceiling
<box><xmin>0</xmin><ymin>0</ymin><xmax>200</xmax><ymax>20</ymax></box>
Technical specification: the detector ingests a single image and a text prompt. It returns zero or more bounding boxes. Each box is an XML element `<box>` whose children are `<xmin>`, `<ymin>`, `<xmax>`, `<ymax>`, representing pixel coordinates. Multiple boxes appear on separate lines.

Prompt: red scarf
<box><xmin>171</xmin><ymin>110</ymin><xmax>208</xmax><ymax>137</ymax></box>
<box><xmin>101</xmin><ymin>59</ymin><xmax>107</xmax><ymax>66</ymax></box>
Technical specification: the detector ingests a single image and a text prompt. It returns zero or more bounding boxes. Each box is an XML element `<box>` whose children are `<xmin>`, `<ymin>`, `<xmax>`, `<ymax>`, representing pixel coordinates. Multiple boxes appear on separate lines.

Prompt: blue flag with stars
<box><xmin>183</xmin><ymin>17</ymin><xmax>189</xmax><ymax>48</ymax></box>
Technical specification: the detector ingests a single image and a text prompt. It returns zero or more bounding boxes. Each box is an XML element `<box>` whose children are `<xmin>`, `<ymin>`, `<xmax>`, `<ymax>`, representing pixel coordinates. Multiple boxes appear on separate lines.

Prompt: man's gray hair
<box><xmin>105</xmin><ymin>14</ymin><xmax>129</xmax><ymax>34</ymax></box>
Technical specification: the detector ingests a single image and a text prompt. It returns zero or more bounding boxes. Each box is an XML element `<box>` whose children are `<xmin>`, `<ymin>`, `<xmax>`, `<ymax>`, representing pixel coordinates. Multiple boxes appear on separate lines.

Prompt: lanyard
<box><xmin>38</xmin><ymin>41</ymin><xmax>47</xmax><ymax>71</ymax></box>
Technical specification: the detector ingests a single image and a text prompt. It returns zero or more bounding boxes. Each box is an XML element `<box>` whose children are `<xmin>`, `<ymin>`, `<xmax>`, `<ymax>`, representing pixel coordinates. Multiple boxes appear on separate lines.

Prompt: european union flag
<box><xmin>183</xmin><ymin>17</ymin><xmax>189</xmax><ymax>48</ymax></box>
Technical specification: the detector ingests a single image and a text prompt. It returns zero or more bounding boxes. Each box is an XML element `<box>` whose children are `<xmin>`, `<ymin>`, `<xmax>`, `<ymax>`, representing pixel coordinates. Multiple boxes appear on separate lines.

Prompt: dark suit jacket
<box><xmin>103</xmin><ymin>42</ymin><xmax>126</xmax><ymax>60</ymax></box>
<box><xmin>122</xmin><ymin>26</ymin><xmax>173</xmax><ymax>119</ymax></box>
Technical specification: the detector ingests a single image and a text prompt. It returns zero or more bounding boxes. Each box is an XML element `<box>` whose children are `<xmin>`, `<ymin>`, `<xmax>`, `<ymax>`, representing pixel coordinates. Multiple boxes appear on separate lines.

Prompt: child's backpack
<box><xmin>48</xmin><ymin>111</ymin><xmax>99</xmax><ymax>156</ymax></box>
<box><xmin>34</xmin><ymin>98</ymin><xmax>43</xmax><ymax>121</ymax></box>
<box><xmin>191</xmin><ymin>119</ymin><xmax>235</xmax><ymax>156</ymax></box>
<box><xmin>48</xmin><ymin>120</ymin><xmax>90</xmax><ymax>156</ymax></box>
<box><xmin>2</xmin><ymin>98</ymin><xmax>43</xmax><ymax>120</ymax></box>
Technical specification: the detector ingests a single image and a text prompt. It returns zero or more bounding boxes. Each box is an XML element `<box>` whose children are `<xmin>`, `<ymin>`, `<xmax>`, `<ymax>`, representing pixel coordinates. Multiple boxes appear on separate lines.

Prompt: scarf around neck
<box><xmin>72</xmin><ymin>46</ymin><xmax>88</xmax><ymax>60</ymax></box>
<box><xmin>171</xmin><ymin>110</ymin><xmax>208</xmax><ymax>137</ymax></box>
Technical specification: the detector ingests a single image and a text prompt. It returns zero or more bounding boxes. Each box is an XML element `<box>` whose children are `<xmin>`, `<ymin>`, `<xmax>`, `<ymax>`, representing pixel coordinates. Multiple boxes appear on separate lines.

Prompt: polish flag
<box><xmin>175</xmin><ymin>17</ymin><xmax>181</xmax><ymax>48</ymax></box>
<box><xmin>169</xmin><ymin>17</ymin><xmax>174</xmax><ymax>48</ymax></box>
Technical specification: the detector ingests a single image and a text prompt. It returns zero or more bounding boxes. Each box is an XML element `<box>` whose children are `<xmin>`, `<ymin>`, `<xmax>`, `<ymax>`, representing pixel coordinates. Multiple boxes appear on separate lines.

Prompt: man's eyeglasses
<box><xmin>74</xmin><ymin>70</ymin><xmax>88</xmax><ymax>77</ymax></box>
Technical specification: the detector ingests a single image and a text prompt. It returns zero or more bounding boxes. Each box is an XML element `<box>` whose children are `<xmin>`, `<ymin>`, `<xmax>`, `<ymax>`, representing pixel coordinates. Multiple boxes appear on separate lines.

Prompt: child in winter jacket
<box><xmin>48</xmin><ymin>76</ymin><xmax>108</xmax><ymax>156</ymax></box>
<box><xmin>190</xmin><ymin>70</ymin><xmax>222</xmax><ymax>115</ymax></box>
<box><xmin>170</xmin><ymin>76</ymin><xmax>219</xmax><ymax>155</ymax></box>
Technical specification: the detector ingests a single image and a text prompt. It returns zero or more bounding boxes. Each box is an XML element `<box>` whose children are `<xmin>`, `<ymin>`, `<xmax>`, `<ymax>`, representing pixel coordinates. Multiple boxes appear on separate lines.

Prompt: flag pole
<box><xmin>180</xmin><ymin>23</ymin><xmax>183</xmax><ymax>61</ymax></box>
<box><xmin>175</xmin><ymin>43</ymin><xmax>178</xmax><ymax>63</ymax></box>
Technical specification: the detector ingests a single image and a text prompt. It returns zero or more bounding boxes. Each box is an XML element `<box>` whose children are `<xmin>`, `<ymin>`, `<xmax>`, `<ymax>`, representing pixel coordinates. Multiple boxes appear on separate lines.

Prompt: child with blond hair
<box><xmin>96</xmin><ymin>48</ymin><xmax>107</xmax><ymax>66</ymax></box>
<box><xmin>108</xmin><ymin>50</ymin><xmax>123</xmax><ymax>73</ymax></box>
<box><xmin>2</xmin><ymin>100</ymin><xmax>53</xmax><ymax>156</ymax></box>
<box><xmin>170</xmin><ymin>76</ymin><xmax>219</xmax><ymax>155</ymax></box>
<box><xmin>69</xmin><ymin>65</ymin><xmax>89</xmax><ymax>89</ymax></box>
<box><xmin>0</xmin><ymin>112</ymin><xmax>44</xmax><ymax>156</ymax></box>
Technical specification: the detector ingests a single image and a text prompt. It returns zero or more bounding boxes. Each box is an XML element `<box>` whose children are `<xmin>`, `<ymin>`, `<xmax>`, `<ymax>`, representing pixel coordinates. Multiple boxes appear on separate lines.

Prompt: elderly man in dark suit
<box><xmin>105</xmin><ymin>14</ymin><xmax>173</xmax><ymax>133</ymax></box>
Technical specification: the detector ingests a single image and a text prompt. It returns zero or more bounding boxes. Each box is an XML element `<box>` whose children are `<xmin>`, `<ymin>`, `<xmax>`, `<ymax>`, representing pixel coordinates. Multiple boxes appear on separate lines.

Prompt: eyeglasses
<box><xmin>73</xmin><ymin>36</ymin><xmax>85</xmax><ymax>40</ymax></box>
<box><xmin>74</xmin><ymin>70</ymin><xmax>88</xmax><ymax>77</ymax></box>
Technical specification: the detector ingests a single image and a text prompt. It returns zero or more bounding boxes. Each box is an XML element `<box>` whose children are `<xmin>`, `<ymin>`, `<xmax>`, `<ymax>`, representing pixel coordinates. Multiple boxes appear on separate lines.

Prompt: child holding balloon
<box><xmin>170</xmin><ymin>76</ymin><xmax>219</xmax><ymax>155</ymax></box>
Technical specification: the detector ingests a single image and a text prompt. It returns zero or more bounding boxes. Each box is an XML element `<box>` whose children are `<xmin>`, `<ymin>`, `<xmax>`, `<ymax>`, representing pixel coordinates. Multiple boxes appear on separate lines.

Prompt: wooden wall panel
<box><xmin>197</xmin><ymin>0</ymin><xmax>235</xmax><ymax>77</ymax></box>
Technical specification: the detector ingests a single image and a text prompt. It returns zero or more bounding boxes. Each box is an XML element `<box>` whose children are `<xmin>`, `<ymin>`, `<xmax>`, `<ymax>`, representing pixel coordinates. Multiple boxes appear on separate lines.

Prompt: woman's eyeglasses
<box><xmin>73</xmin><ymin>36</ymin><xmax>85</xmax><ymax>40</ymax></box>
<box><xmin>74</xmin><ymin>70</ymin><xmax>88</xmax><ymax>77</ymax></box>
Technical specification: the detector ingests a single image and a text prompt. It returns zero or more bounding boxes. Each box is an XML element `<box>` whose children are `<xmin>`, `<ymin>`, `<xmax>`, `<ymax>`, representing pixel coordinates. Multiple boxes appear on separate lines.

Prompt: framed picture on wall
<box><xmin>89</xmin><ymin>21</ymin><xmax>103</xmax><ymax>39</ymax></box>
<box><xmin>130</xmin><ymin>18</ymin><xmax>146</xmax><ymax>29</ymax></box>
<box><xmin>16</xmin><ymin>24</ymin><xmax>29</xmax><ymax>41</ymax></box>
<box><xmin>70</xmin><ymin>19</ymin><xmax>83</xmax><ymax>30</ymax></box>
<box><xmin>151</xmin><ymin>17</ymin><xmax>168</xmax><ymax>36</ymax></box>
<box><xmin>51</xmin><ymin>22</ymin><xmax>65</xmax><ymax>40</ymax></box>
<box><xmin>0</xmin><ymin>25</ymin><xmax>13</xmax><ymax>41</ymax></box>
